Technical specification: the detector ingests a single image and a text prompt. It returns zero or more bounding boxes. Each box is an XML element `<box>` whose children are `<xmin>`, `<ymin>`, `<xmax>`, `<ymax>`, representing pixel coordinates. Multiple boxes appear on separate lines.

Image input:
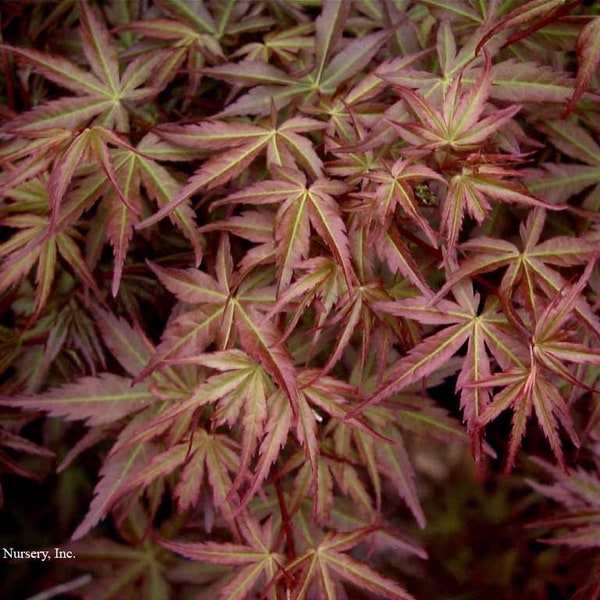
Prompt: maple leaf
<box><xmin>380</xmin><ymin>51</ymin><xmax>562</xmax><ymax>253</ymax></box>
<box><xmin>286</xmin><ymin>449</ymin><xmax>342</xmax><ymax>526</ymax></box>
<box><xmin>374</xmin><ymin>225</ymin><xmax>433</xmax><ymax>297</ymax></box>
<box><xmin>372</xmin><ymin>22</ymin><xmax>487</xmax><ymax>144</ymax></box>
<box><xmin>40</xmin><ymin>126</ymin><xmax>142</xmax><ymax>233</ymax></box>
<box><xmin>316</xmin><ymin>276</ymin><xmax>416</xmax><ymax>379</ymax></box>
<box><xmin>0</xmin><ymin>307</ymin><xmax>185</xmax><ymax>539</ymax></box>
<box><xmin>72</xmin><ymin>432</ymin><xmax>160</xmax><ymax>541</ymax></box>
<box><xmin>2</xmin><ymin>293</ymin><xmax>109</xmax><ymax>394</ymax></box>
<box><xmin>3</xmin><ymin>3</ymin><xmax>600</xmax><ymax>599</ymax></box>
<box><xmin>213</xmin><ymin>167</ymin><xmax>354</xmax><ymax>293</ymax></box>
<box><xmin>201</xmin><ymin>0</ymin><xmax>390</xmax><ymax>117</ymax></box>
<box><xmin>473</xmin><ymin>261</ymin><xmax>599</xmax><ymax>473</ymax></box>
<box><xmin>441</xmin><ymin>163</ymin><xmax>562</xmax><ymax>253</ymax></box>
<box><xmin>160</xmin><ymin>516</ymin><xmax>286</xmax><ymax>600</ymax></box>
<box><xmin>0</xmin><ymin>128</ymin><xmax>73</xmax><ymax>197</ymax></box>
<box><xmin>65</xmin><ymin>503</ymin><xmax>181</xmax><ymax>597</ymax></box>
<box><xmin>118</xmin><ymin>15</ymin><xmax>225</xmax><ymax>99</ymax></box>
<box><xmin>263</xmin><ymin>245</ymin><xmax>413</xmax><ymax>382</ymax></box>
<box><xmin>328</xmin><ymin>404</ymin><xmax>427</xmax><ymax>527</ymax></box>
<box><xmin>530</xmin><ymin>259</ymin><xmax>600</xmax><ymax>388</ymax></box>
<box><xmin>234</xmin><ymin>23</ymin><xmax>314</xmax><ymax>64</ymax></box>
<box><xmin>137</xmin><ymin>113</ymin><xmax>326</xmax><ymax>229</ymax></box>
<box><xmin>235</xmin><ymin>377</ymin><xmax>355</xmax><ymax>515</ymax></box>
<box><xmin>6</xmin><ymin>127</ymin><xmax>144</xmax><ymax>297</ymax></box>
<box><xmin>110</xmin><ymin>428</ymin><xmax>241</xmax><ymax>529</ymax></box>
<box><xmin>1</xmin><ymin>373</ymin><xmax>156</xmax><ymax>427</ymax></box>
<box><xmin>198</xmin><ymin>209</ymin><xmax>276</xmax><ymax>277</ymax></box>
<box><xmin>116</xmin><ymin>349</ymin><xmax>272</xmax><ymax>507</ymax></box>
<box><xmin>389</xmin><ymin>53</ymin><xmax>520</xmax><ymax>153</ymax></box>
<box><xmin>528</xmin><ymin>457</ymin><xmax>600</xmax><ymax>550</ymax></box>
<box><xmin>357</xmin><ymin>280</ymin><xmax>525</xmax><ymax>462</ymax></box>
<box><xmin>485</xmin><ymin>59</ymin><xmax>577</xmax><ymax>104</ymax></box>
<box><xmin>93</xmin><ymin>133</ymin><xmax>204</xmax><ymax>295</ymax></box>
<box><xmin>565</xmin><ymin>16</ymin><xmax>600</xmax><ymax>116</ymax></box>
<box><xmin>0</xmin><ymin>2</ymin><xmax>163</xmax><ymax>133</ymax></box>
<box><xmin>355</xmin><ymin>157</ymin><xmax>443</xmax><ymax>247</ymax></box>
<box><xmin>141</xmin><ymin>237</ymin><xmax>299</xmax><ymax>411</ymax></box>
<box><xmin>154</xmin><ymin>0</ymin><xmax>272</xmax><ymax>43</ymax></box>
<box><xmin>476</xmin><ymin>366</ymin><xmax>577</xmax><ymax>474</ymax></box>
<box><xmin>433</xmin><ymin>209</ymin><xmax>600</xmax><ymax>335</ymax></box>
<box><xmin>264</xmin><ymin>256</ymin><xmax>346</xmax><ymax>340</ymax></box>
<box><xmin>528</xmin><ymin>120</ymin><xmax>600</xmax><ymax>209</ymax></box>
<box><xmin>283</xmin><ymin>525</ymin><xmax>416</xmax><ymax>600</ymax></box>
<box><xmin>92</xmin><ymin>306</ymin><xmax>155</xmax><ymax>378</ymax></box>
<box><xmin>262</xmin><ymin>255</ymin><xmax>360</xmax><ymax>370</ymax></box>
<box><xmin>0</xmin><ymin>177</ymin><xmax>103</xmax><ymax>317</ymax></box>
<box><xmin>1</xmin><ymin>139</ymin><xmax>203</xmax><ymax>301</ymax></box>
<box><xmin>477</xmin><ymin>0</ymin><xmax>585</xmax><ymax>55</ymax></box>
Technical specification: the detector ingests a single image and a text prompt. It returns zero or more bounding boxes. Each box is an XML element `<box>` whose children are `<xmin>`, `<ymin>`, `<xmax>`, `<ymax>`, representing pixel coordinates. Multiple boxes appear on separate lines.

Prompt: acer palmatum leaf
<box><xmin>159</xmin><ymin>516</ymin><xmax>285</xmax><ymax>600</ymax></box>
<box><xmin>565</xmin><ymin>16</ymin><xmax>600</xmax><ymax>116</ymax></box>
<box><xmin>137</xmin><ymin>118</ymin><xmax>324</xmax><ymax>229</ymax></box>
<box><xmin>71</xmin><ymin>437</ymin><xmax>159</xmax><ymax>540</ymax></box>
<box><xmin>389</xmin><ymin>52</ymin><xmax>521</xmax><ymax>153</ymax></box>
<box><xmin>284</xmin><ymin>526</ymin><xmax>417</xmax><ymax>600</ymax></box>
<box><xmin>2</xmin><ymin>374</ymin><xmax>156</xmax><ymax>427</ymax></box>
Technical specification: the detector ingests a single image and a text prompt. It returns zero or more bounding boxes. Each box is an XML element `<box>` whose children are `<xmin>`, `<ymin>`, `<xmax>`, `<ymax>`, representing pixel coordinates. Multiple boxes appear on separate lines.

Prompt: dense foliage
<box><xmin>1</xmin><ymin>1</ymin><xmax>600</xmax><ymax>598</ymax></box>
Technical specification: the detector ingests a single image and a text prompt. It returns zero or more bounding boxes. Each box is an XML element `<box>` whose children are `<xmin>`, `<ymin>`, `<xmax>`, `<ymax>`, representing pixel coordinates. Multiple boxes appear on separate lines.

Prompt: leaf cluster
<box><xmin>1</xmin><ymin>1</ymin><xmax>600</xmax><ymax>598</ymax></box>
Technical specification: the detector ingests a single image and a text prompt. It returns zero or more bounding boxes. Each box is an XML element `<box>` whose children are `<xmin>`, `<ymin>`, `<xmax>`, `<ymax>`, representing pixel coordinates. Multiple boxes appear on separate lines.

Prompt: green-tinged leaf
<box><xmin>138</xmin><ymin>305</ymin><xmax>224</xmax><ymax>379</ymax></box>
<box><xmin>377</xmin><ymin>230</ymin><xmax>432</xmax><ymax>295</ymax></box>
<box><xmin>477</xmin><ymin>0</ymin><xmax>570</xmax><ymax>54</ymax></box>
<box><xmin>2</xmin><ymin>374</ymin><xmax>155</xmax><ymax>426</ymax></box>
<box><xmin>307</xmin><ymin>181</ymin><xmax>354</xmax><ymax>287</ymax></box>
<box><xmin>287</xmin><ymin>527</ymin><xmax>416</xmax><ymax>600</ymax></box>
<box><xmin>542</xmin><ymin>120</ymin><xmax>600</xmax><ymax>166</ymax></box>
<box><xmin>235</xmin><ymin>304</ymin><xmax>298</xmax><ymax>410</ymax></box>
<box><xmin>148</xmin><ymin>262</ymin><xmax>225</xmax><ymax>304</ymax></box>
<box><xmin>93</xmin><ymin>308</ymin><xmax>153</xmax><ymax>377</ymax></box>
<box><xmin>475</xmin><ymin>364</ymin><xmax>578</xmax><ymax>474</ymax></box>
<box><xmin>487</xmin><ymin>60</ymin><xmax>575</xmax><ymax>103</ymax></box>
<box><xmin>72</xmin><ymin>439</ymin><xmax>158</xmax><ymax>539</ymax></box>
<box><xmin>528</xmin><ymin>458</ymin><xmax>600</xmax><ymax>550</ymax></box>
<box><xmin>314</xmin><ymin>0</ymin><xmax>350</xmax><ymax>85</ymax></box>
<box><xmin>155</xmin><ymin>0</ymin><xmax>217</xmax><ymax>35</ymax></box>
<box><xmin>376</xmin><ymin>429</ymin><xmax>425</xmax><ymax>528</ymax></box>
<box><xmin>352</xmin><ymin>324</ymin><xmax>472</xmax><ymax>415</ymax></box>
<box><xmin>137</xmin><ymin>143</ymin><xmax>266</xmax><ymax>229</ymax></box>
<box><xmin>79</xmin><ymin>2</ymin><xmax>120</xmax><ymax>96</ymax></box>
<box><xmin>204</xmin><ymin>60</ymin><xmax>295</xmax><ymax>86</ymax></box>
<box><xmin>160</xmin><ymin>518</ymin><xmax>284</xmax><ymax>600</ymax></box>
<box><xmin>321</xmin><ymin>30</ymin><xmax>390</xmax><ymax>93</ymax></box>
<box><xmin>240</xmin><ymin>391</ymin><xmax>292</xmax><ymax>508</ymax></box>
<box><xmin>104</xmin><ymin>154</ymin><xmax>142</xmax><ymax>296</ymax></box>
<box><xmin>33</xmin><ymin>234</ymin><xmax>57</xmax><ymax>317</ymax></box>
<box><xmin>135</xmin><ymin>149</ymin><xmax>203</xmax><ymax>263</ymax></box>
<box><xmin>218</xmin><ymin>84</ymin><xmax>311</xmax><ymax>118</ymax></box>
<box><xmin>275</xmin><ymin>192</ymin><xmax>310</xmax><ymax>292</ymax></box>
<box><xmin>0</xmin><ymin>43</ymin><xmax>106</xmax><ymax>97</ymax></box>
<box><xmin>115</xmin><ymin>440</ymin><xmax>191</xmax><ymax>502</ymax></box>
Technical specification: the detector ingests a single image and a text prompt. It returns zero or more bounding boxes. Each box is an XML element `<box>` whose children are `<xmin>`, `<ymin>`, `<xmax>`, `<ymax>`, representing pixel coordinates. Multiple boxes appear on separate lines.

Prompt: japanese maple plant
<box><xmin>1</xmin><ymin>0</ymin><xmax>600</xmax><ymax>598</ymax></box>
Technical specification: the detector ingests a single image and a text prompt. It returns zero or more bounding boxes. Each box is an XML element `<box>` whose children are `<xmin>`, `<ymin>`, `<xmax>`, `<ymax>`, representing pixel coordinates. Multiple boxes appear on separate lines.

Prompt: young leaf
<box><xmin>285</xmin><ymin>526</ymin><xmax>416</xmax><ymax>600</ymax></box>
